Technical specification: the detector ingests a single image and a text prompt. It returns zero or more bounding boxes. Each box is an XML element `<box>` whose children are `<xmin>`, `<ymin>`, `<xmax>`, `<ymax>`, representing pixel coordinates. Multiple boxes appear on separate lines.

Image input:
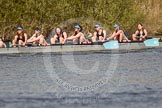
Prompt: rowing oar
<box><xmin>103</xmin><ymin>40</ymin><xmax>119</xmax><ymax>49</ymax></box>
<box><xmin>144</xmin><ymin>38</ymin><xmax>160</xmax><ymax>47</ymax></box>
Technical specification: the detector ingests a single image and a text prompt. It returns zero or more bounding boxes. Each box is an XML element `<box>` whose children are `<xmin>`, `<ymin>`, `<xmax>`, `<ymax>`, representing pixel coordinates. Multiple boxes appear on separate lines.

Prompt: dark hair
<box><xmin>55</xmin><ymin>27</ymin><xmax>63</xmax><ymax>35</ymax></box>
<box><xmin>138</xmin><ymin>23</ymin><xmax>143</xmax><ymax>27</ymax></box>
<box><xmin>35</xmin><ymin>27</ymin><xmax>41</xmax><ymax>31</ymax></box>
<box><xmin>16</xmin><ymin>30</ymin><xmax>24</xmax><ymax>36</ymax></box>
<box><xmin>137</xmin><ymin>23</ymin><xmax>144</xmax><ymax>31</ymax></box>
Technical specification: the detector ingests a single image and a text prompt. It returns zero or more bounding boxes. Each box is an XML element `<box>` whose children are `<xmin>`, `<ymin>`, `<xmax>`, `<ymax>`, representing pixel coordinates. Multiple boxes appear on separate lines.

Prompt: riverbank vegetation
<box><xmin>0</xmin><ymin>0</ymin><xmax>162</xmax><ymax>41</ymax></box>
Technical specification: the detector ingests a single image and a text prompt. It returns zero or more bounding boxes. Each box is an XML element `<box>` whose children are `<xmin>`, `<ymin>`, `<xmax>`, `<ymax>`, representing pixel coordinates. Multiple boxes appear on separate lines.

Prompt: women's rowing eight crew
<box><xmin>0</xmin><ymin>23</ymin><xmax>148</xmax><ymax>48</ymax></box>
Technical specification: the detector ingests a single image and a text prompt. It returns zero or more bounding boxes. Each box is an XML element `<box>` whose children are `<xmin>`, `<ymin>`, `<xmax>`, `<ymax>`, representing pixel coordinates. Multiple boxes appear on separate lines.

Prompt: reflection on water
<box><xmin>0</xmin><ymin>48</ymin><xmax>162</xmax><ymax>108</ymax></box>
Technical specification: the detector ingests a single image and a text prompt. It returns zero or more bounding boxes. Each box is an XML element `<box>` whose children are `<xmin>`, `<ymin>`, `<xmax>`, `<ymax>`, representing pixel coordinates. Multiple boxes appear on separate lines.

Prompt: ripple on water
<box><xmin>0</xmin><ymin>48</ymin><xmax>162</xmax><ymax>108</ymax></box>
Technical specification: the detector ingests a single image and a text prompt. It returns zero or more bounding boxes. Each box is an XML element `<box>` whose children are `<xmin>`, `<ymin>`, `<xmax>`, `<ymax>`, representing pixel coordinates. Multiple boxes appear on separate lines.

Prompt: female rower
<box><xmin>132</xmin><ymin>23</ymin><xmax>147</xmax><ymax>41</ymax></box>
<box><xmin>67</xmin><ymin>25</ymin><xmax>87</xmax><ymax>44</ymax></box>
<box><xmin>92</xmin><ymin>24</ymin><xmax>106</xmax><ymax>42</ymax></box>
<box><xmin>12</xmin><ymin>26</ymin><xmax>28</xmax><ymax>47</ymax></box>
<box><xmin>0</xmin><ymin>38</ymin><xmax>6</xmax><ymax>48</ymax></box>
<box><xmin>51</xmin><ymin>27</ymin><xmax>67</xmax><ymax>44</ymax></box>
<box><xmin>107</xmin><ymin>24</ymin><xmax>130</xmax><ymax>42</ymax></box>
<box><xmin>27</xmin><ymin>27</ymin><xmax>48</xmax><ymax>46</ymax></box>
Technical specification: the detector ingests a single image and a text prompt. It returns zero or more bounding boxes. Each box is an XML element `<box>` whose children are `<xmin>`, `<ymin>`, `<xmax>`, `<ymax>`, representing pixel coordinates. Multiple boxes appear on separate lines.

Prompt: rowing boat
<box><xmin>0</xmin><ymin>40</ymin><xmax>162</xmax><ymax>54</ymax></box>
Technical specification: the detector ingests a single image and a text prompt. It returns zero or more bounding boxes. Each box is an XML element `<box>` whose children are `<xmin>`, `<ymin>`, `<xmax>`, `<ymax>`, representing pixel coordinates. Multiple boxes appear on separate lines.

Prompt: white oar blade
<box><xmin>144</xmin><ymin>38</ymin><xmax>160</xmax><ymax>47</ymax></box>
<box><xmin>103</xmin><ymin>41</ymin><xmax>119</xmax><ymax>49</ymax></box>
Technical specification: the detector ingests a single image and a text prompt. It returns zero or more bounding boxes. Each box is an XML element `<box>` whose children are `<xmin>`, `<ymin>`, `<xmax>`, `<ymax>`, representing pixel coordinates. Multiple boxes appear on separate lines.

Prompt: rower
<box><xmin>0</xmin><ymin>37</ymin><xmax>6</xmax><ymax>48</ymax></box>
<box><xmin>107</xmin><ymin>24</ymin><xmax>130</xmax><ymax>42</ymax></box>
<box><xmin>12</xmin><ymin>26</ymin><xmax>28</xmax><ymax>47</ymax></box>
<box><xmin>51</xmin><ymin>27</ymin><xmax>67</xmax><ymax>44</ymax></box>
<box><xmin>67</xmin><ymin>25</ymin><xmax>87</xmax><ymax>44</ymax></box>
<box><xmin>132</xmin><ymin>23</ymin><xmax>147</xmax><ymax>41</ymax></box>
<box><xmin>27</xmin><ymin>27</ymin><xmax>48</xmax><ymax>46</ymax></box>
<box><xmin>92</xmin><ymin>24</ymin><xmax>106</xmax><ymax>42</ymax></box>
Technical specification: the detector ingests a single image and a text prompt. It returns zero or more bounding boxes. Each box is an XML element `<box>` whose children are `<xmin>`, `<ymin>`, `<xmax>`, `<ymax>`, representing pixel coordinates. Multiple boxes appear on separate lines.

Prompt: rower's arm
<box><xmin>68</xmin><ymin>33</ymin><xmax>81</xmax><ymax>40</ymax></box>
<box><xmin>143</xmin><ymin>29</ymin><xmax>148</xmax><ymax>37</ymax></box>
<box><xmin>93</xmin><ymin>32</ymin><xmax>97</xmax><ymax>38</ymax></box>
<box><xmin>134</xmin><ymin>30</ymin><xmax>139</xmax><ymax>36</ymax></box>
<box><xmin>67</xmin><ymin>36</ymin><xmax>74</xmax><ymax>40</ymax></box>
<box><xmin>63</xmin><ymin>32</ymin><xmax>67</xmax><ymax>43</ymax></box>
<box><xmin>63</xmin><ymin>32</ymin><xmax>68</xmax><ymax>39</ymax></box>
<box><xmin>53</xmin><ymin>34</ymin><xmax>58</xmax><ymax>39</ymax></box>
<box><xmin>36</xmin><ymin>35</ymin><xmax>43</xmax><ymax>41</ymax></box>
<box><xmin>12</xmin><ymin>35</ymin><xmax>18</xmax><ymax>45</ymax></box>
<box><xmin>115</xmin><ymin>30</ymin><xmax>123</xmax><ymax>36</ymax></box>
<box><xmin>28</xmin><ymin>34</ymin><xmax>36</xmax><ymax>42</ymax></box>
<box><xmin>103</xmin><ymin>30</ymin><xmax>107</xmax><ymax>40</ymax></box>
<box><xmin>24</xmin><ymin>33</ymin><xmax>28</xmax><ymax>44</ymax></box>
<box><xmin>108</xmin><ymin>32</ymin><xmax>115</xmax><ymax>40</ymax></box>
<box><xmin>75</xmin><ymin>33</ymin><xmax>82</xmax><ymax>38</ymax></box>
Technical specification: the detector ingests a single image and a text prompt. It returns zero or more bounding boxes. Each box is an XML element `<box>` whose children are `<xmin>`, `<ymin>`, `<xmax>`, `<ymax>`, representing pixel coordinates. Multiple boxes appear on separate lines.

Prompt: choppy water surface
<box><xmin>0</xmin><ymin>48</ymin><xmax>162</xmax><ymax>108</ymax></box>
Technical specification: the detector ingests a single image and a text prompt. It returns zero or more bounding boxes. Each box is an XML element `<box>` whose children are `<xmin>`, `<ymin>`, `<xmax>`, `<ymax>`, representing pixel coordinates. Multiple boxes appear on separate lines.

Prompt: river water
<box><xmin>0</xmin><ymin>48</ymin><xmax>162</xmax><ymax>108</ymax></box>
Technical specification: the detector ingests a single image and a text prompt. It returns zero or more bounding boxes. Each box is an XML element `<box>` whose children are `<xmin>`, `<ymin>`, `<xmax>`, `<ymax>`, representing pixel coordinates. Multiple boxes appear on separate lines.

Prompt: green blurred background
<box><xmin>0</xmin><ymin>0</ymin><xmax>162</xmax><ymax>41</ymax></box>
